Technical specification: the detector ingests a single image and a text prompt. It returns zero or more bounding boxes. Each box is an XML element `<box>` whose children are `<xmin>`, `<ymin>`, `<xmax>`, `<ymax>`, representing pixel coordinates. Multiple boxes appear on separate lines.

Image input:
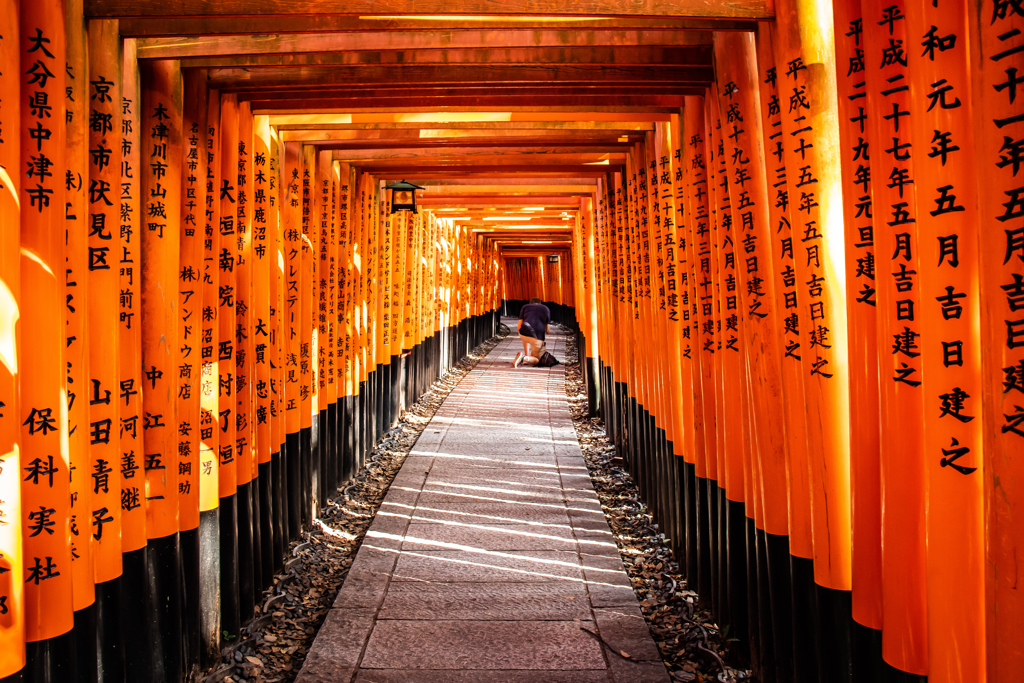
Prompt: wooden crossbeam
<box><xmin>329</xmin><ymin>145</ymin><xmax>631</xmax><ymax>160</ymax></box>
<box><xmin>86</xmin><ymin>0</ymin><xmax>772</xmax><ymax>20</ymax></box>
<box><xmin>278</xmin><ymin>131</ymin><xmax>642</xmax><ymax>144</ymax></box>
<box><xmin>264</xmin><ymin>111</ymin><xmax>672</xmax><ymax>123</ymax></box>
<box><xmin>118</xmin><ymin>16</ymin><xmax>758</xmax><ymax>37</ymax></box>
<box><xmin>178</xmin><ymin>45</ymin><xmax>713</xmax><ymax>69</ymax></box>
<box><xmin>345</xmin><ymin>153</ymin><xmax>626</xmax><ymax>166</ymax></box>
<box><xmin>205</xmin><ymin>64</ymin><xmax>714</xmax><ymax>88</ymax></box>
<box><xmin>138</xmin><ymin>31</ymin><xmax>714</xmax><ymax>59</ymax></box>
<box><xmin>248</xmin><ymin>96</ymin><xmax>690</xmax><ymax>110</ymax></box>
<box><xmin>360</xmin><ymin>165</ymin><xmax>614</xmax><ymax>175</ymax></box>
<box><xmin>271</xmin><ymin>120</ymin><xmax>656</xmax><ymax>130</ymax></box>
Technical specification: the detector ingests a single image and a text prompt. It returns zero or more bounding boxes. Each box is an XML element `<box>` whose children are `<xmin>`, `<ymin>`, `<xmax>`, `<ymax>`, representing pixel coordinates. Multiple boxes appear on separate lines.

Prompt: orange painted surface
<box><xmin>139</xmin><ymin>59</ymin><xmax>181</xmax><ymax>540</ymax></box>
<box><xmin>253</xmin><ymin>116</ymin><xmax>274</xmax><ymax>466</ymax></box>
<box><xmin>969</xmin><ymin>0</ymin><xmax>1024</xmax><ymax>679</ymax></box>
<box><xmin>904</xmin><ymin>0</ymin><xmax>987</xmax><ymax>680</ymax></box>
<box><xmin>754</xmin><ymin>23</ymin><xmax>814</xmax><ymax>560</ymax></box>
<box><xmin>715</xmin><ymin>31</ymin><xmax>790</xmax><ymax>534</ymax></box>
<box><xmin>119</xmin><ymin>40</ymin><xmax>147</xmax><ymax>552</ymax></box>
<box><xmin>860</xmin><ymin>0</ymin><xmax>928</xmax><ymax>670</ymax></box>
<box><xmin>300</xmin><ymin>144</ymin><xmax>316</xmax><ymax>433</ymax></box>
<box><xmin>19</xmin><ymin>0</ymin><xmax>74</xmax><ymax>640</ymax></box>
<box><xmin>773</xmin><ymin>0</ymin><xmax>852</xmax><ymax>592</ymax></box>
<box><xmin>199</xmin><ymin>89</ymin><xmax>221</xmax><ymax>511</ymax></box>
<box><xmin>65</xmin><ymin>5</ymin><xmax>94</xmax><ymax>611</ymax></box>
<box><xmin>87</xmin><ymin>19</ymin><xmax>125</xmax><ymax>570</ymax></box>
<box><xmin>682</xmin><ymin>96</ymin><xmax>716</xmax><ymax>479</ymax></box>
<box><xmin>177</xmin><ymin>67</ymin><xmax>205</xmax><ymax>532</ymax></box>
<box><xmin>282</xmin><ymin>142</ymin><xmax>302</xmax><ymax>434</ymax></box>
<box><xmin>0</xmin><ymin>2</ymin><xmax>25</xmax><ymax>672</ymax></box>
<box><xmin>235</xmin><ymin>101</ymin><xmax>255</xmax><ymax>486</ymax></box>
<box><xmin>217</xmin><ymin>94</ymin><xmax>237</xmax><ymax>498</ymax></box>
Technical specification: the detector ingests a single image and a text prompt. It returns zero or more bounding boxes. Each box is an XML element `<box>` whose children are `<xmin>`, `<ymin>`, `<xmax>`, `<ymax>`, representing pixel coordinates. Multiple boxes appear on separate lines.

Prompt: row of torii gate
<box><xmin>0</xmin><ymin>0</ymin><xmax>1023</xmax><ymax>681</ymax></box>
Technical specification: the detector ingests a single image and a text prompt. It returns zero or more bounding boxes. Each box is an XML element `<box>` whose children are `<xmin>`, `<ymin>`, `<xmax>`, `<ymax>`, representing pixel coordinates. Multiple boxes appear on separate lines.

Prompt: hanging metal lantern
<box><xmin>383</xmin><ymin>179</ymin><xmax>425</xmax><ymax>214</ymax></box>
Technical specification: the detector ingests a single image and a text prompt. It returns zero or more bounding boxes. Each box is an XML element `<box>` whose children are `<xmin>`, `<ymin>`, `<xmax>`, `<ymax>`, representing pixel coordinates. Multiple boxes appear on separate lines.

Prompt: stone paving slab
<box><xmin>298</xmin><ymin>323</ymin><xmax>668</xmax><ymax>682</ymax></box>
<box><xmin>360</xmin><ymin>620</ymin><xmax>606</xmax><ymax>670</ymax></box>
<box><xmin>378</xmin><ymin>581</ymin><xmax>592</xmax><ymax>620</ymax></box>
<box><xmin>391</xmin><ymin>549</ymin><xmax>584</xmax><ymax>583</ymax></box>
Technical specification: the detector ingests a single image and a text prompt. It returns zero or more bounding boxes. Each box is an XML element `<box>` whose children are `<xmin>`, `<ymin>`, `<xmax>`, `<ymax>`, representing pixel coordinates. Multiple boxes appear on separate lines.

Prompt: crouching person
<box><xmin>513</xmin><ymin>297</ymin><xmax>550</xmax><ymax>368</ymax></box>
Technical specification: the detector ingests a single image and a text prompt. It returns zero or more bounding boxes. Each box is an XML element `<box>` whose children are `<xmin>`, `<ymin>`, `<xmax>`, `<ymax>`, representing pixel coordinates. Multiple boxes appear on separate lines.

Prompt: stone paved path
<box><xmin>296</xmin><ymin>321</ymin><xmax>669</xmax><ymax>683</ymax></box>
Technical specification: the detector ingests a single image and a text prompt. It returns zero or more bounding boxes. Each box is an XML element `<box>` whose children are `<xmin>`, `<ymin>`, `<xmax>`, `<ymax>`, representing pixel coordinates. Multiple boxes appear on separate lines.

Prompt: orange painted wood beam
<box><xmin>247</xmin><ymin>96</ymin><xmax>690</xmax><ymax>110</ymax></box>
<box><xmin>119</xmin><ymin>16</ymin><xmax>757</xmax><ymax>37</ymax></box>
<box><xmin>86</xmin><ymin>0</ymin><xmax>772</xmax><ymax>20</ymax></box>
<box><xmin>147</xmin><ymin>44</ymin><xmax>712</xmax><ymax>68</ymax></box>
<box><xmin>205</xmin><ymin>64</ymin><xmax>714</xmax><ymax>87</ymax></box>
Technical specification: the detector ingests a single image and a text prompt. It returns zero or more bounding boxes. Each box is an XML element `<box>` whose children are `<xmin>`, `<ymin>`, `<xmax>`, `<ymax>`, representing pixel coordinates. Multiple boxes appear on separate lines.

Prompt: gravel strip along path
<box><xmin>561</xmin><ymin>329</ymin><xmax>754</xmax><ymax>683</ymax></box>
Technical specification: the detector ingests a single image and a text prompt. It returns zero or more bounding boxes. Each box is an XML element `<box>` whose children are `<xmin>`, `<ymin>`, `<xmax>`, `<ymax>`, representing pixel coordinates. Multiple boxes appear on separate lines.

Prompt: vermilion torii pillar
<box><xmin>139</xmin><ymin>57</ymin><xmax>183</xmax><ymax>682</ymax></box>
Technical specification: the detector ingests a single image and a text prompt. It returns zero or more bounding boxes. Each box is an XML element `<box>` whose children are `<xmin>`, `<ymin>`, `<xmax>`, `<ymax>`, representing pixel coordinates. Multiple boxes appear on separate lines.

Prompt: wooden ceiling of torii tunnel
<box><xmin>89</xmin><ymin>1</ymin><xmax>766</xmax><ymax>252</ymax></box>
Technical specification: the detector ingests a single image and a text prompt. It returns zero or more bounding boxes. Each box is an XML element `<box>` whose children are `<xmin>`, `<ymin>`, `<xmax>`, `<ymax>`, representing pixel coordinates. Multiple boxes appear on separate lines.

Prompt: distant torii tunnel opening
<box><xmin>0</xmin><ymin>0</ymin><xmax>1021</xmax><ymax>681</ymax></box>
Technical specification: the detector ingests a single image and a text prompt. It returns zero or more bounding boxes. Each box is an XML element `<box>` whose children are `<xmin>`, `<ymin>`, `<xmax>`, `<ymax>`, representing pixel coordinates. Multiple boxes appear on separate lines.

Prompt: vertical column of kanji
<box><xmin>139</xmin><ymin>58</ymin><xmax>182</xmax><ymax>681</ymax></box>
<box><xmin>236</xmin><ymin>100</ymin><xmax>259</xmax><ymax>613</ymax></box>
<box><xmin>299</xmin><ymin>145</ymin><xmax>315</xmax><ymax>523</ymax></box>
<box><xmin>214</xmin><ymin>93</ymin><xmax>240</xmax><ymax>638</ymax></box>
<box><xmin>611</xmin><ymin>172</ymin><xmax>630</xmax><ymax>452</ymax></box>
<box><xmin>754</xmin><ymin>26</ymin><xmax>817</xmax><ymax>617</ymax></box>
<box><xmin>19</xmin><ymin>0</ymin><xmax>74</xmax><ymax>666</ymax></box>
<box><xmin>969</xmin><ymin>1</ymin><xmax>1024</xmax><ymax>679</ymax></box>
<box><xmin>612</xmin><ymin>173</ymin><xmax>629</xmax><ymax>448</ymax></box>
<box><xmin>176</xmin><ymin>67</ymin><xmax>205</xmax><ymax>679</ymax></box>
<box><xmin>64</xmin><ymin>0</ymin><xmax>94</xmax><ymax>634</ymax></box>
<box><xmin>708</xmin><ymin>90</ymin><xmax>738</xmax><ymax>514</ymax></box>
<box><xmin>670</xmin><ymin>107</ymin><xmax>703</xmax><ymax>591</ymax></box>
<box><xmin>647</xmin><ymin>131</ymin><xmax>672</xmax><ymax>538</ymax></box>
<box><xmin>706</xmin><ymin>88</ymin><xmax>743</xmax><ymax>634</ymax></box>
<box><xmin>198</xmin><ymin>92</ymin><xmax>221</xmax><ymax>654</ymax></box>
<box><xmin>719</xmin><ymin>30</ymin><xmax>800</xmax><ymax>680</ymax></box>
<box><xmin>252</xmin><ymin>115</ymin><xmax>274</xmax><ymax>581</ymax></box>
<box><xmin>642</xmin><ymin>138</ymin><xmax>666</xmax><ymax>469</ymax></box>
<box><xmin>773</xmin><ymin>0</ymin><xmax>854</xmax><ymax>624</ymax></box>
<box><xmin>336</xmin><ymin>164</ymin><xmax>353</xmax><ymax>480</ymax></box>
<box><xmin>644</xmin><ymin>140</ymin><xmax>666</xmax><ymax>513</ymax></box>
<box><xmin>830</xmin><ymin>0</ymin><xmax>883</xmax><ymax>645</ymax></box>
<box><xmin>859</xmin><ymin>0</ymin><xmax>927</xmax><ymax>672</ymax></box>
<box><xmin>373</xmin><ymin>181</ymin><xmax>386</xmax><ymax>429</ymax></box>
<box><xmin>701</xmin><ymin>95</ymin><xmax>724</xmax><ymax>541</ymax></box>
<box><xmin>268</xmin><ymin>131</ymin><xmax>285</xmax><ymax>560</ymax></box>
<box><xmin>0</xmin><ymin>4</ymin><xmax>25</xmax><ymax>675</ymax></box>
<box><xmin>609</xmin><ymin>174</ymin><xmax>625</xmax><ymax>420</ymax></box>
<box><xmin>353</xmin><ymin>173</ymin><xmax>367</xmax><ymax>433</ymax></box>
<box><xmin>316</xmin><ymin>151</ymin><xmax>333</xmax><ymax>498</ymax></box>
<box><xmin>596</xmin><ymin>179</ymin><xmax>615</xmax><ymax>418</ymax></box>
<box><xmin>682</xmin><ymin>98</ymin><xmax>716</xmax><ymax>503</ymax></box>
<box><xmin>118</xmin><ymin>40</ymin><xmax>151</xmax><ymax>680</ymax></box>
<box><xmin>625</xmin><ymin>160</ymin><xmax>641</xmax><ymax>465</ymax></box>
<box><xmin>658</xmin><ymin>122</ymin><xmax>689</xmax><ymax>465</ymax></box>
<box><xmin>626</xmin><ymin>151</ymin><xmax>644</xmax><ymax>445</ymax></box>
<box><xmin>328</xmin><ymin>160</ymin><xmax>339</xmax><ymax>479</ymax></box>
<box><xmin>350</xmin><ymin>171</ymin><xmax>365</xmax><ymax>470</ymax></box>
<box><xmin>906</xmin><ymin>0</ymin><xmax>985</xmax><ymax>678</ymax></box>
<box><xmin>722</xmin><ymin>29</ymin><xmax>791</xmax><ymax>548</ymax></box>
<box><xmin>85</xmin><ymin>17</ymin><xmax>122</xmax><ymax>642</ymax></box>
<box><xmin>281</xmin><ymin>141</ymin><xmax>301</xmax><ymax>539</ymax></box>
<box><xmin>390</xmin><ymin>200</ymin><xmax>406</xmax><ymax>402</ymax></box>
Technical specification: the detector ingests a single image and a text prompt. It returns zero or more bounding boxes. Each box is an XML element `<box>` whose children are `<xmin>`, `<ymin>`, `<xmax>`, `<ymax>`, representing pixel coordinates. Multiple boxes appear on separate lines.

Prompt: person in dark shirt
<box><xmin>514</xmin><ymin>297</ymin><xmax>551</xmax><ymax>368</ymax></box>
